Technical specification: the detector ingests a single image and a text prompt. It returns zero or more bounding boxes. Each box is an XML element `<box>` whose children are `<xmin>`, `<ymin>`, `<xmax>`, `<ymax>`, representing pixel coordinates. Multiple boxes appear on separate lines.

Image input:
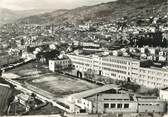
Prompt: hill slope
<box><xmin>0</xmin><ymin>8</ymin><xmax>54</xmax><ymax>26</ymax></box>
<box><xmin>16</xmin><ymin>0</ymin><xmax>168</xmax><ymax>25</ymax></box>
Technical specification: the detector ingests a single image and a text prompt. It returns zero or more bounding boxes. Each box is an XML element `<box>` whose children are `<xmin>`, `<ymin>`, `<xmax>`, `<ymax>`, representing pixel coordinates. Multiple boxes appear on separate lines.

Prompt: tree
<box><xmin>21</xmin><ymin>39</ymin><xmax>25</xmax><ymax>45</ymax></box>
<box><xmin>161</xmin><ymin>38</ymin><xmax>167</xmax><ymax>47</ymax></box>
<box><xmin>147</xmin><ymin>88</ymin><xmax>159</xmax><ymax>96</ymax></box>
<box><xmin>84</xmin><ymin>69</ymin><xmax>95</xmax><ymax>80</ymax></box>
<box><xmin>121</xmin><ymin>82</ymin><xmax>140</xmax><ymax>92</ymax></box>
<box><xmin>145</xmin><ymin>48</ymin><xmax>150</xmax><ymax>56</ymax></box>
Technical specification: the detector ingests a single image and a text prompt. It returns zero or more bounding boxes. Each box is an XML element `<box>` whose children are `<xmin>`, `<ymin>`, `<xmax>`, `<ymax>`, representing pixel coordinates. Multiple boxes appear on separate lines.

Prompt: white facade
<box><xmin>160</xmin><ymin>88</ymin><xmax>168</xmax><ymax>101</ymax></box>
<box><xmin>67</xmin><ymin>53</ymin><xmax>168</xmax><ymax>89</ymax></box>
<box><xmin>49</xmin><ymin>59</ymin><xmax>71</xmax><ymax>72</ymax></box>
<box><xmin>137</xmin><ymin>98</ymin><xmax>166</xmax><ymax>113</ymax></box>
<box><xmin>138</xmin><ymin>67</ymin><xmax>168</xmax><ymax>88</ymax></box>
<box><xmin>66</xmin><ymin>96</ymin><xmax>92</xmax><ymax>113</ymax></box>
<box><xmin>67</xmin><ymin>54</ymin><xmax>140</xmax><ymax>81</ymax></box>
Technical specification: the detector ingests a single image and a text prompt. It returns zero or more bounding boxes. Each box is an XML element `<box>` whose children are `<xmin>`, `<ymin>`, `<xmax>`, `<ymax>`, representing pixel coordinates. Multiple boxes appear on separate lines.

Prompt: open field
<box><xmin>28</xmin><ymin>73</ymin><xmax>99</xmax><ymax>97</ymax></box>
<box><xmin>5</xmin><ymin>61</ymin><xmax>98</xmax><ymax>97</ymax></box>
<box><xmin>8</xmin><ymin>62</ymin><xmax>50</xmax><ymax>77</ymax></box>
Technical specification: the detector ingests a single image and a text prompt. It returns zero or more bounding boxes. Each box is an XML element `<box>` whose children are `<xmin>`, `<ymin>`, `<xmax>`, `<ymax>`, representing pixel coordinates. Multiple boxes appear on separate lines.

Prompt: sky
<box><xmin>0</xmin><ymin>0</ymin><xmax>117</xmax><ymax>10</ymax></box>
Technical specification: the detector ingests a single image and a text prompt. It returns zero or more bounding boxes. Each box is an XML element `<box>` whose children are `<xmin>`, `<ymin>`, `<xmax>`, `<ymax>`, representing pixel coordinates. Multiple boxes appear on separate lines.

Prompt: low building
<box><xmin>137</xmin><ymin>96</ymin><xmax>166</xmax><ymax>113</ymax></box>
<box><xmin>66</xmin><ymin>85</ymin><xmax>166</xmax><ymax>114</ymax></box>
<box><xmin>88</xmin><ymin>93</ymin><xmax>138</xmax><ymax>113</ymax></box>
<box><xmin>66</xmin><ymin>84</ymin><xmax>120</xmax><ymax>113</ymax></box>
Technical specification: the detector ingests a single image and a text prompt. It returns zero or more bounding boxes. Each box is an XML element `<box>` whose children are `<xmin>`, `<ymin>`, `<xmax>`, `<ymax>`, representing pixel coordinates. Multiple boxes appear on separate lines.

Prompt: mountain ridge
<box><xmin>3</xmin><ymin>0</ymin><xmax>168</xmax><ymax>25</ymax></box>
<box><xmin>0</xmin><ymin>8</ymin><xmax>55</xmax><ymax>26</ymax></box>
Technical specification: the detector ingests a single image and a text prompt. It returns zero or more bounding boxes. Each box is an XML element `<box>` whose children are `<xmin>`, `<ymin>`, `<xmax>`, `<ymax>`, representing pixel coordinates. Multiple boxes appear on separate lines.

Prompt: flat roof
<box><xmin>50</xmin><ymin>56</ymin><xmax>70</xmax><ymax>61</ymax></box>
<box><xmin>67</xmin><ymin>53</ymin><xmax>141</xmax><ymax>62</ymax></box>
<box><xmin>103</xmin><ymin>55</ymin><xmax>141</xmax><ymax>62</ymax></box>
<box><xmin>67</xmin><ymin>53</ymin><xmax>92</xmax><ymax>57</ymax></box>
<box><xmin>137</xmin><ymin>97</ymin><xmax>161</xmax><ymax>102</ymax></box>
<box><xmin>102</xmin><ymin>94</ymin><xmax>130</xmax><ymax>100</ymax></box>
<box><xmin>69</xmin><ymin>84</ymin><xmax>120</xmax><ymax>99</ymax></box>
<box><xmin>141</xmin><ymin>66</ymin><xmax>168</xmax><ymax>72</ymax></box>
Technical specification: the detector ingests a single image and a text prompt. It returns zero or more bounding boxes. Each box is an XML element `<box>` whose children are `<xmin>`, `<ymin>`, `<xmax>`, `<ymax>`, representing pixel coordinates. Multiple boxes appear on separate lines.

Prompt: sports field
<box><xmin>29</xmin><ymin>73</ymin><xmax>99</xmax><ymax>97</ymax></box>
<box><xmin>5</xmin><ymin>61</ymin><xmax>98</xmax><ymax>97</ymax></box>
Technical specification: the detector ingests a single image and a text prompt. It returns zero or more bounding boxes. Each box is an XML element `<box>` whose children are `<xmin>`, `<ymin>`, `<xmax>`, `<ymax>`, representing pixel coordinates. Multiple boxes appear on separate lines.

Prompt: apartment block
<box><xmin>67</xmin><ymin>53</ymin><xmax>168</xmax><ymax>88</ymax></box>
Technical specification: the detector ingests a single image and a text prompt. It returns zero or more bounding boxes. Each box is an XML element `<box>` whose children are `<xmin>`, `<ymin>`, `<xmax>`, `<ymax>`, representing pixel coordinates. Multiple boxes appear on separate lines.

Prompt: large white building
<box><xmin>67</xmin><ymin>53</ymin><xmax>168</xmax><ymax>89</ymax></box>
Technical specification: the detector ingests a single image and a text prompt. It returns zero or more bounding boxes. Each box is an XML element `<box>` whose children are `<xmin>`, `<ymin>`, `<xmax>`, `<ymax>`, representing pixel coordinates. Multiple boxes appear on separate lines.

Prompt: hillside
<box><xmin>0</xmin><ymin>8</ymin><xmax>17</xmax><ymax>25</ymax></box>
<box><xmin>16</xmin><ymin>0</ymin><xmax>168</xmax><ymax>25</ymax></box>
<box><xmin>0</xmin><ymin>8</ymin><xmax>54</xmax><ymax>26</ymax></box>
<box><xmin>17</xmin><ymin>9</ymin><xmax>69</xmax><ymax>24</ymax></box>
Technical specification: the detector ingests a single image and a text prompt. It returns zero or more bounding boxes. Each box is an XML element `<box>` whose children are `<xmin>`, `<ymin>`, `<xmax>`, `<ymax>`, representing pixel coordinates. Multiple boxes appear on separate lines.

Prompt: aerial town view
<box><xmin>0</xmin><ymin>0</ymin><xmax>168</xmax><ymax>117</ymax></box>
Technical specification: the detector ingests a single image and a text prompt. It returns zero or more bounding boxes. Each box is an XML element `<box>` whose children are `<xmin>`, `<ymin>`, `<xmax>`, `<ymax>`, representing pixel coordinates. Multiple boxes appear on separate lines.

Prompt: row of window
<box><xmin>139</xmin><ymin>75</ymin><xmax>168</xmax><ymax>84</ymax></box>
<box><xmin>73</xmin><ymin>61</ymin><xmax>84</xmax><ymax>65</ymax></box>
<box><xmin>147</xmin><ymin>76</ymin><xmax>162</xmax><ymax>81</ymax></box>
<box><xmin>102</xmin><ymin>58</ymin><xmax>128</xmax><ymax>65</ymax></box>
<box><xmin>103</xmin><ymin>67</ymin><xmax>127</xmax><ymax>75</ymax></box>
<box><xmin>132</xmin><ymin>67</ymin><xmax>138</xmax><ymax>70</ymax></box>
<box><xmin>104</xmin><ymin>103</ymin><xmax>129</xmax><ymax>109</ymax></box>
<box><xmin>104</xmin><ymin>99</ymin><xmax>129</xmax><ymax>101</ymax></box>
<box><xmin>54</xmin><ymin>60</ymin><xmax>70</xmax><ymax>65</ymax></box>
<box><xmin>102</xmin><ymin>63</ymin><xmax>127</xmax><ymax>70</ymax></box>
<box><xmin>138</xmin><ymin>103</ymin><xmax>160</xmax><ymax>106</ymax></box>
<box><xmin>140</xmin><ymin>69</ymin><xmax>168</xmax><ymax>77</ymax></box>
<box><xmin>138</xmin><ymin>79</ymin><xmax>163</xmax><ymax>86</ymax></box>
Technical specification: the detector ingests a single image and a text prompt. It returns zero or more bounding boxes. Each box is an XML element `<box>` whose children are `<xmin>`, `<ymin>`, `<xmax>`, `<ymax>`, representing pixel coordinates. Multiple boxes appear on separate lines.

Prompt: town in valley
<box><xmin>0</xmin><ymin>0</ymin><xmax>168</xmax><ymax>117</ymax></box>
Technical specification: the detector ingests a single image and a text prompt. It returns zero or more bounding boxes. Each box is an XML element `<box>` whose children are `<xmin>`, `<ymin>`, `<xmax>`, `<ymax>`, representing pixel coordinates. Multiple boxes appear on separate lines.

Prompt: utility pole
<box><xmin>96</xmin><ymin>93</ymin><xmax>99</xmax><ymax>117</ymax></box>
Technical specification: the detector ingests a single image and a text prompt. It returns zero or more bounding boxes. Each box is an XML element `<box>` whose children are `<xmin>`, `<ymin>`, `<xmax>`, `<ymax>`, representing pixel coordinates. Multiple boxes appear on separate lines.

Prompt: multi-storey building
<box><xmin>67</xmin><ymin>53</ymin><xmax>168</xmax><ymax>88</ymax></box>
<box><xmin>101</xmin><ymin>56</ymin><xmax>140</xmax><ymax>81</ymax></box>
<box><xmin>49</xmin><ymin>58</ymin><xmax>71</xmax><ymax>72</ymax></box>
<box><xmin>67</xmin><ymin>53</ymin><xmax>141</xmax><ymax>81</ymax></box>
<box><xmin>138</xmin><ymin>67</ymin><xmax>168</xmax><ymax>88</ymax></box>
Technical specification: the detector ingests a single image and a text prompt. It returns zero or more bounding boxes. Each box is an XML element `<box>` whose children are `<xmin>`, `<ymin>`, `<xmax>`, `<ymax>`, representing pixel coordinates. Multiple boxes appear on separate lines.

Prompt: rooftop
<box><xmin>137</xmin><ymin>96</ymin><xmax>161</xmax><ymax>102</ymax></box>
<box><xmin>103</xmin><ymin>55</ymin><xmax>141</xmax><ymax>62</ymax></box>
<box><xmin>102</xmin><ymin>94</ymin><xmax>131</xmax><ymax>100</ymax></box>
<box><xmin>67</xmin><ymin>52</ymin><xmax>141</xmax><ymax>62</ymax></box>
<box><xmin>69</xmin><ymin>84</ymin><xmax>120</xmax><ymax>99</ymax></box>
<box><xmin>50</xmin><ymin>56</ymin><xmax>70</xmax><ymax>61</ymax></box>
<box><xmin>141</xmin><ymin>66</ymin><xmax>168</xmax><ymax>72</ymax></box>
